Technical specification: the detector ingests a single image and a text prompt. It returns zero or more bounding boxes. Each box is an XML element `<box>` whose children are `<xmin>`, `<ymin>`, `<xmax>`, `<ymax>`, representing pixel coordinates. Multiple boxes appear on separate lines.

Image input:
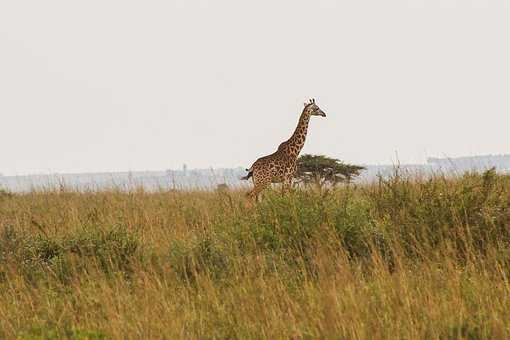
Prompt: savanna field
<box><xmin>1</xmin><ymin>171</ymin><xmax>510</xmax><ymax>339</ymax></box>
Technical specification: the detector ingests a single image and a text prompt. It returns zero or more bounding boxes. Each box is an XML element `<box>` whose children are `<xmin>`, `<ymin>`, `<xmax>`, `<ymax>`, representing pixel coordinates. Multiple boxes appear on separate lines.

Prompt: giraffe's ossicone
<box><xmin>242</xmin><ymin>99</ymin><xmax>327</xmax><ymax>200</ymax></box>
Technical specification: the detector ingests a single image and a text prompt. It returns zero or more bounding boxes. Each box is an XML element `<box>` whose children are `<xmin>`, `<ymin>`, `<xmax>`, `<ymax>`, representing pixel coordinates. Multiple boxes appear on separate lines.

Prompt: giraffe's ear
<box><xmin>304</xmin><ymin>102</ymin><xmax>308</xmax><ymax>107</ymax></box>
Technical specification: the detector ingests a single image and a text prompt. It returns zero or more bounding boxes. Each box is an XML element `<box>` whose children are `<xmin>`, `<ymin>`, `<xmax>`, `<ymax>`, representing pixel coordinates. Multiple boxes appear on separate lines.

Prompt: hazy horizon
<box><xmin>2</xmin><ymin>1</ymin><xmax>510</xmax><ymax>176</ymax></box>
<box><xmin>4</xmin><ymin>153</ymin><xmax>510</xmax><ymax>177</ymax></box>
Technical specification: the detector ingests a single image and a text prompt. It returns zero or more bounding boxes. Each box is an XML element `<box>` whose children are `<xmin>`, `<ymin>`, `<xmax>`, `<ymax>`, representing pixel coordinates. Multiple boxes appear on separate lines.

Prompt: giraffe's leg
<box><xmin>281</xmin><ymin>177</ymin><xmax>291</xmax><ymax>196</ymax></box>
<box><xmin>281</xmin><ymin>164</ymin><xmax>296</xmax><ymax>196</ymax></box>
<box><xmin>247</xmin><ymin>172</ymin><xmax>271</xmax><ymax>201</ymax></box>
<box><xmin>248</xmin><ymin>182</ymin><xmax>269</xmax><ymax>201</ymax></box>
<box><xmin>279</xmin><ymin>176</ymin><xmax>286</xmax><ymax>196</ymax></box>
<box><xmin>246</xmin><ymin>164</ymin><xmax>276</xmax><ymax>202</ymax></box>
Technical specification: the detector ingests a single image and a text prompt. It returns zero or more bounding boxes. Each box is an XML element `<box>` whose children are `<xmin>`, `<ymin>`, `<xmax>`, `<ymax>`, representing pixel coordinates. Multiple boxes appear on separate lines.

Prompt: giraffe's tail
<box><xmin>240</xmin><ymin>168</ymin><xmax>253</xmax><ymax>181</ymax></box>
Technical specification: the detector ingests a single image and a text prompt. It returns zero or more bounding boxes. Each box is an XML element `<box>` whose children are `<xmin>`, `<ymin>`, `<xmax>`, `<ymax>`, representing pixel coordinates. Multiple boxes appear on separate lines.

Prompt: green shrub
<box><xmin>168</xmin><ymin>236</ymin><xmax>230</xmax><ymax>282</ymax></box>
<box><xmin>19</xmin><ymin>325</ymin><xmax>105</xmax><ymax>340</ymax></box>
<box><xmin>65</xmin><ymin>226</ymin><xmax>140</xmax><ymax>274</ymax></box>
<box><xmin>0</xmin><ymin>225</ymin><xmax>140</xmax><ymax>285</ymax></box>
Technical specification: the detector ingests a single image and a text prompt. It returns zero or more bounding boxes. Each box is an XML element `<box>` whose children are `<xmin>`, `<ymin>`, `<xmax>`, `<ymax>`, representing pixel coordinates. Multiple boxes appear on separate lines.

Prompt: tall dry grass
<box><xmin>1</xmin><ymin>170</ymin><xmax>510</xmax><ymax>339</ymax></box>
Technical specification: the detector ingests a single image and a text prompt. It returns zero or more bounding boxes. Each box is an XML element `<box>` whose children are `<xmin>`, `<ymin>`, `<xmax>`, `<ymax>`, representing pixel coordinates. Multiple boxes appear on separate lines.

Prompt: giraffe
<box><xmin>241</xmin><ymin>99</ymin><xmax>327</xmax><ymax>200</ymax></box>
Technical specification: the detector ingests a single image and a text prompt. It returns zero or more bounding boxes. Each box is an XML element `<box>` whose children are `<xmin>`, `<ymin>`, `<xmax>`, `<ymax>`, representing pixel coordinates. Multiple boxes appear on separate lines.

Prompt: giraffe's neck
<box><xmin>281</xmin><ymin>110</ymin><xmax>310</xmax><ymax>159</ymax></box>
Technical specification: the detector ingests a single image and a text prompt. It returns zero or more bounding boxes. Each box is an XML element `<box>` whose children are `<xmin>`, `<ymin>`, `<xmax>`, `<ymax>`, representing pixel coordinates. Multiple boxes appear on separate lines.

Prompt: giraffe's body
<box><xmin>243</xmin><ymin>99</ymin><xmax>326</xmax><ymax>200</ymax></box>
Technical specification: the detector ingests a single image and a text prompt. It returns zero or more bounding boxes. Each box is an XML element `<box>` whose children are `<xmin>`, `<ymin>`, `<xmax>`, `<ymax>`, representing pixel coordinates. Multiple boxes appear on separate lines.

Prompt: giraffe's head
<box><xmin>303</xmin><ymin>98</ymin><xmax>326</xmax><ymax>117</ymax></box>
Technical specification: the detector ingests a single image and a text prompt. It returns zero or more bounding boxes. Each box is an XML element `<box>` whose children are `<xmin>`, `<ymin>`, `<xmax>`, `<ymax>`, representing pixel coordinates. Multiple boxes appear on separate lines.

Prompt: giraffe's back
<box><xmin>251</xmin><ymin>151</ymin><xmax>296</xmax><ymax>184</ymax></box>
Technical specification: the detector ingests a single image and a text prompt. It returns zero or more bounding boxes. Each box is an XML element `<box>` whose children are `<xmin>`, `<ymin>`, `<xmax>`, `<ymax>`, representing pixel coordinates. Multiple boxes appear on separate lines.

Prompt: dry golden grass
<box><xmin>1</xmin><ymin>170</ymin><xmax>510</xmax><ymax>339</ymax></box>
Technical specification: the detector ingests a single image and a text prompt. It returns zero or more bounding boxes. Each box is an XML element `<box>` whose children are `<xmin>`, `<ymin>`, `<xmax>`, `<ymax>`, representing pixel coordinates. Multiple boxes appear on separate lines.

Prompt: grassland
<box><xmin>1</xmin><ymin>170</ymin><xmax>510</xmax><ymax>339</ymax></box>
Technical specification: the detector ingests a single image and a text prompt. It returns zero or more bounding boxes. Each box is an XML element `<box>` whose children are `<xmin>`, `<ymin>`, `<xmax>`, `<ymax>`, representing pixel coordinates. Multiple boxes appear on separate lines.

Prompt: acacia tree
<box><xmin>296</xmin><ymin>154</ymin><xmax>365</xmax><ymax>191</ymax></box>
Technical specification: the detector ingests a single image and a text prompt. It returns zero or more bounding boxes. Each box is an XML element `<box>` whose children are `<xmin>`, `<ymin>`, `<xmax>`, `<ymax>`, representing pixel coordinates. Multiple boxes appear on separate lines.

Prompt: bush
<box><xmin>18</xmin><ymin>325</ymin><xmax>105</xmax><ymax>340</ymax></box>
<box><xmin>168</xmin><ymin>236</ymin><xmax>230</xmax><ymax>282</ymax></box>
<box><xmin>0</xmin><ymin>225</ymin><xmax>140</xmax><ymax>285</ymax></box>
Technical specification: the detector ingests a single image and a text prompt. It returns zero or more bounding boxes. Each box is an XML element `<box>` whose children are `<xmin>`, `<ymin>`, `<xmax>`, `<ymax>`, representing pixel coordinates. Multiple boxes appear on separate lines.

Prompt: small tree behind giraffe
<box><xmin>296</xmin><ymin>154</ymin><xmax>365</xmax><ymax>192</ymax></box>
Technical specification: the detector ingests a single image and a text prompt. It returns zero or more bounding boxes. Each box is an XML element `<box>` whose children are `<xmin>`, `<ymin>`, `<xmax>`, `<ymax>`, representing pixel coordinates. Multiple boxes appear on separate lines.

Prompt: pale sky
<box><xmin>1</xmin><ymin>0</ymin><xmax>509</xmax><ymax>175</ymax></box>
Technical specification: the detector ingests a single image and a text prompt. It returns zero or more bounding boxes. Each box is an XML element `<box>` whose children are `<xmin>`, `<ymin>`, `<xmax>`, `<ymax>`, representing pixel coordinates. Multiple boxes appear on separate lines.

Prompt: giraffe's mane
<box><xmin>304</xmin><ymin>98</ymin><xmax>316</xmax><ymax>109</ymax></box>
